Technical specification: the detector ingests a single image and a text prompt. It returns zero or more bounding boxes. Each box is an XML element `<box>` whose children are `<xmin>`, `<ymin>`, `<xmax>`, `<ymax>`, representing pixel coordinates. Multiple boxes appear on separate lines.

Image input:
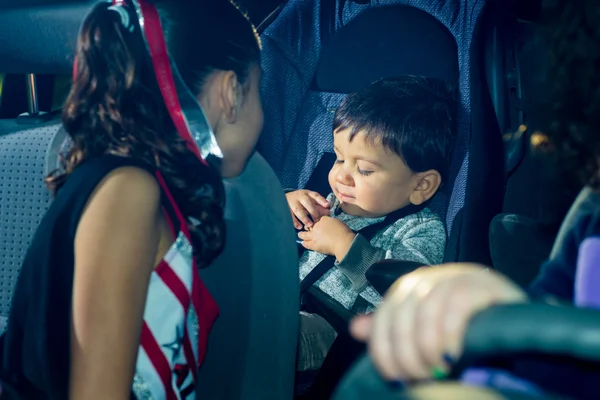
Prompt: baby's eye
<box><xmin>357</xmin><ymin>167</ymin><xmax>373</xmax><ymax>176</ymax></box>
<box><xmin>335</xmin><ymin>158</ymin><xmax>344</xmax><ymax>164</ymax></box>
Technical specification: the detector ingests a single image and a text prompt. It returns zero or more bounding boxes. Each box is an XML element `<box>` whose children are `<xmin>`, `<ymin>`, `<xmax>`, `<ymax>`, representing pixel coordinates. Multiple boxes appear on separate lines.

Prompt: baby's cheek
<box><xmin>328</xmin><ymin>167</ymin><xmax>338</xmax><ymax>187</ymax></box>
<box><xmin>358</xmin><ymin>185</ymin><xmax>384</xmax><ymax>207</ymax></box>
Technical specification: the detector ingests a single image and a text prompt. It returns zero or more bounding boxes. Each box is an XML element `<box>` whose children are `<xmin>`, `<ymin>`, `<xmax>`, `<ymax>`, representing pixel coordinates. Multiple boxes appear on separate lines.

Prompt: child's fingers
<box><xmin>350</xmin><ymin>314</ymin><xmax>373</xmax><ymax>342</ymax></box>
<box><xmin>298</xmin><ymin>231</ymin><xmax>313</xmax><ymax>241</ymax></box>
<box><xmin>300</xmin><ymin>198</ymin><xmax>327</xmax><ymax>223</ymax></box>
<box><xmin>308</xmin><ymin>191</ymin><xmax>331</xmax><ymax>208</ymax></box>
<box><xmin>291</xmin><ymin>213</ymin><xmax>302</xmax><ymax>230</ymax></box>
<box><xmin>300</xmin><ymin>239</ymin><xmax>315</xmax><ymax>250</ymax></box>
<box><xmin>317</xmin><ymin>206</ymin><xmax>331</xmax><ymax>219</ymax></box>
<box><xmin>292</xmin><ymin>205</ymin><xmax>314</xmax><ymax>227</ymax></box>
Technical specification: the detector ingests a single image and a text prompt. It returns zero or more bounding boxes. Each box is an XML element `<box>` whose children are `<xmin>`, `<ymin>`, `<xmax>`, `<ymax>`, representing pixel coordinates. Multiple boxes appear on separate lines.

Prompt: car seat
<box><xmin>297</xmin><ymin>1</ymin><xmax>461</xmax><ymax>329</ymax></box>
<box><xmin>258</xmin><ymin>0</ymin><xmax>505</xmax><ymax>267</ymax></box>
<box><xmin>197</xmin><ymin>153</ymin><xmax>300</xmax><ymax>400</ymax></box>
<box><xmin>297</xmin><ymin>5</ymin><xmax>461</xmax><ymax>337</ymax></box>
<box><xmin>0</xmin><ymin>2</ymin><xmax>299</xmax><ymax>399</ymax></box>
<box><xmin>260</xmin><ymin>1</ymin><xmax>505</xmax><ymax>397</ymax></box>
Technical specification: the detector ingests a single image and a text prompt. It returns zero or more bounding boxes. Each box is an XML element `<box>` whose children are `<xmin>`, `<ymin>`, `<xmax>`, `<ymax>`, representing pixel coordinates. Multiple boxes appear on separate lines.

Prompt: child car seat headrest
<box><xmin>0</xmin><ymin>1</ymin><xmax>94</xmax><ymax>74</ymax></box>
<box><xmin>314</xmin><ymin>4</ymin><xmax>459</xmax><ymax>94</ymax></box>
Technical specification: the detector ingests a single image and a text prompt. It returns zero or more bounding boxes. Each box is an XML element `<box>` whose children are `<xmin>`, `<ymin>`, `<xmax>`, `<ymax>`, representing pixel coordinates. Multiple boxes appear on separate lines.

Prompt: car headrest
<box><xmin>314</xmin><ymin>4</ymin><xmax>459</xmax><ymax>93</ymax></box>
<box><xmin>0</xmin><ymin>1</ymin><xmax>96</xmax><ymax>74</ymax></box>
<box><xmin>45</xmin><ymin>124</ymin><xmax>70</xmax><ymax>176</ymax></box>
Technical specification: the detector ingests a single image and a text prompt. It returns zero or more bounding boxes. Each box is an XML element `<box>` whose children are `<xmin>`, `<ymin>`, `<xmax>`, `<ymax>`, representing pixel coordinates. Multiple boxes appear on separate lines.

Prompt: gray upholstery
<box><xmin>197</xmin><ymin>152</ymin><xmax>299</xmax><ymax>400</ymax></box>
<box><xmin>489</xmin><ymin>186</ymin><xmax>600</xmax><ymax>287</ymax></box>
<box><xmin>0</xmin><ymin>122</ymin><xmax>60</xmax><ymax>332</ymax></box>
<box><xmin>0</xmin><ymin>1</ymin><xmax>95</xmax><ymax>74</ymax></box>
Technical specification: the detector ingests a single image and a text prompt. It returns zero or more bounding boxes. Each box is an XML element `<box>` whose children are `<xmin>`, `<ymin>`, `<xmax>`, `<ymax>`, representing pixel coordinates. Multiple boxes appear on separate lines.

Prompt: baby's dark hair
<box><xmin>333</xmin><ymin>76</ymin><xmax>457</xmax><ymax>182</ymax></box>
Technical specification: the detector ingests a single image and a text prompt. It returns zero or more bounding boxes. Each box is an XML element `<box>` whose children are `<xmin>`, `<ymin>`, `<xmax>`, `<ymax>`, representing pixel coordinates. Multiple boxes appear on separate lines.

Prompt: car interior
<box><xmin>0</xmin><ymin>0</ymin><xmax>599</xmax><ymax>399</ymax></box>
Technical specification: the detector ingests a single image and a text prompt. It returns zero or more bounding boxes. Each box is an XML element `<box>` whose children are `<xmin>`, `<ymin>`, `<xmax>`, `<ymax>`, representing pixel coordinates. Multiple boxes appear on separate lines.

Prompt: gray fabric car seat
<box><xmin>259</xmin><ymin>0</ymin><xmax>506</xmax><ymax>266</ymax></box>
<box><xmin>197</xmin><ymin>153</ymin><xmax>299</xmax><ymax>400</ymax></box>
<box><xmin>0</xmin><ymin>122</ymin><xmax>62</xmax><ymax>332</ymax></box>
<box><xmin>489</xmin><ymin>186</ymin><xmax>600</xmax><ymax>288</ymax></box>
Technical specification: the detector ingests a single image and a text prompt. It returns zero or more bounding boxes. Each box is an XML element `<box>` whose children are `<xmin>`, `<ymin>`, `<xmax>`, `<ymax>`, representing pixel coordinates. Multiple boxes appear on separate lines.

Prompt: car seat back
<box><xmin>0</xmin><ymin>123</ymin><xmax>61</xmax><ymax>332</ymax></box>
<box><xmin>259</xmin><ymin>0</ymin><xmax>503</xmax><ymax>264</ymax></box>
<box><xmin>0</xmin><ymin>0</ymin><xmax>93</xmax><ymax>333</ymax></box>
<box><xmin>197</xmin><ymin>153</ymin><xmax>299</xmax><ymax>400</ymax></box>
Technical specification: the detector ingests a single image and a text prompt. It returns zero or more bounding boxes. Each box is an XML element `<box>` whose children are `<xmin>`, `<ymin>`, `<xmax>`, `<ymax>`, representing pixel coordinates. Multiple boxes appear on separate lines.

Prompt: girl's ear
<box><xmin>196</xmin><ymin>70</ymin><xmax>241</xmax><ymax>131</ymax></box>
<box><xmin>219</xmin><ymin>71</ymin><xmax>242</xmax><ymax>124</ymax></box>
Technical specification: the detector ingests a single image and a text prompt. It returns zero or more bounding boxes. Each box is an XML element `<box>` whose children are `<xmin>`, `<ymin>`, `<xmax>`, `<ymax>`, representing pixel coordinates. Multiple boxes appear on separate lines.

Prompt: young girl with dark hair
<box><xmin>0</xmin><ymin>1</ymin><xmax>263</xmax><ymax>399</ymax></box>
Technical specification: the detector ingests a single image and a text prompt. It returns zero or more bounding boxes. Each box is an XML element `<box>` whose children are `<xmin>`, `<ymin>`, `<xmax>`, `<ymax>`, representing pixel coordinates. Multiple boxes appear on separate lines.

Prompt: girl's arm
<box><xmin>69</xmin><ymin>167</ymin><xmax>162</xmax><ymax>400</ymax></box>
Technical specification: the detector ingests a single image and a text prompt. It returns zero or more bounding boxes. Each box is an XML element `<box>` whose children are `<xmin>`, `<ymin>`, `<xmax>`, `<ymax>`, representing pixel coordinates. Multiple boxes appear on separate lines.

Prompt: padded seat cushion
<box><xmin>0</xmin><ymin>123</ymin><xmax>60</xmax><ymax>321</ymax></box>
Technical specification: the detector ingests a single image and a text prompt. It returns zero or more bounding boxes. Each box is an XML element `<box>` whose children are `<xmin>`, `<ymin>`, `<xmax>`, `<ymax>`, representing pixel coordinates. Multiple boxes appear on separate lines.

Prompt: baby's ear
<box><xmin>409</xmin><ymin>170</ymin><xmax>442</xmax><ymax>205</ymax></box>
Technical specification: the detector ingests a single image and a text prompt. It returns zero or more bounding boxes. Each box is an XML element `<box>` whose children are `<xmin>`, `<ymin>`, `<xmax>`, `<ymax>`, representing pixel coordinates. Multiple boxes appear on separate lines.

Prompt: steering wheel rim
<box><xmin>333</xmin><ymin>303</ymin><xmax>600</xmax><ymax>400</ymax></box>
<box><xmin>450</xmin><ymin>303</ymin><xmax>600</xmax><ymax>378</ymax></box>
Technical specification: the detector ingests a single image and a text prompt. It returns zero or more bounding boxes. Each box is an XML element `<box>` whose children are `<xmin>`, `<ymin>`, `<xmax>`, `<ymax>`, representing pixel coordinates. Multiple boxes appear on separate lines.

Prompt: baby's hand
<box><xmin>285</xmin><ymin>190</ymin><xmax>330</xmax><ymax>230</ymax></box>
<box><xmin>350</xmin><ymin>264</ymin><xmax>527</xmax><ymax>382</ymax></box>
<box><xmin>298</xmin><ymin>216</ymin><xmax>355</xmax><ymax>258</ymax></box>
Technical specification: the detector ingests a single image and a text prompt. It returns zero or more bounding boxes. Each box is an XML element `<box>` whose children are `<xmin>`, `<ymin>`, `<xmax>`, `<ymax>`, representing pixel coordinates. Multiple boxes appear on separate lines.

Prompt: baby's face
<box><xmin>328</xmin><ymin>128</ymin><xmax>418</xmax><ymax>217</ymax></box>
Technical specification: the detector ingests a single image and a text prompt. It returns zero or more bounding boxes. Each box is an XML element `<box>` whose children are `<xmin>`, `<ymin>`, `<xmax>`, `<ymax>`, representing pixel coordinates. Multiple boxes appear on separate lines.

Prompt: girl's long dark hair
<box><xmin>47</xmin><ymin>0</ymin><xmax>261</xmax><ymax>267</ymax></box>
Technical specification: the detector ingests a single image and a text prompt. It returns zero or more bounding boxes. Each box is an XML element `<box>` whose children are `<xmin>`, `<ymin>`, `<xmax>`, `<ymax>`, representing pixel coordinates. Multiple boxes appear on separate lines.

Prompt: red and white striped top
<box><xmin>131</xmin><ymin>172</ymin><xmax>219</xmax><ymax>400</ymax></box>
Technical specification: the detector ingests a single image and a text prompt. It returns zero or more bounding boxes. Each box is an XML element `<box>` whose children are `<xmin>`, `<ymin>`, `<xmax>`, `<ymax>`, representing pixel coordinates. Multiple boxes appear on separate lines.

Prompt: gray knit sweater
<box><xmin>299</xmin><ymin>193</ymin><xmax>446</xmax><ymax>311</ymax></box>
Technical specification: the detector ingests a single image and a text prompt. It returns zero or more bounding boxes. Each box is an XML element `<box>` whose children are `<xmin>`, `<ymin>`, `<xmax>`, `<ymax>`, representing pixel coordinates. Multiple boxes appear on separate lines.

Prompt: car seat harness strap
<box><xmin>299</xmin><ymin>203</ymin><xmax>425</xmax><ymax>295</ymax></box>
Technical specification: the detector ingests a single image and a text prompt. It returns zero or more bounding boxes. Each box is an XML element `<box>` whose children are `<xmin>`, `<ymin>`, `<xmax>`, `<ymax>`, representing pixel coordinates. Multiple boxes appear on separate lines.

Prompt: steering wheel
<box><xmin>333</xmin><ymin>303</ymin><xmax>600</xmax><ymax>400</ymax></box>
